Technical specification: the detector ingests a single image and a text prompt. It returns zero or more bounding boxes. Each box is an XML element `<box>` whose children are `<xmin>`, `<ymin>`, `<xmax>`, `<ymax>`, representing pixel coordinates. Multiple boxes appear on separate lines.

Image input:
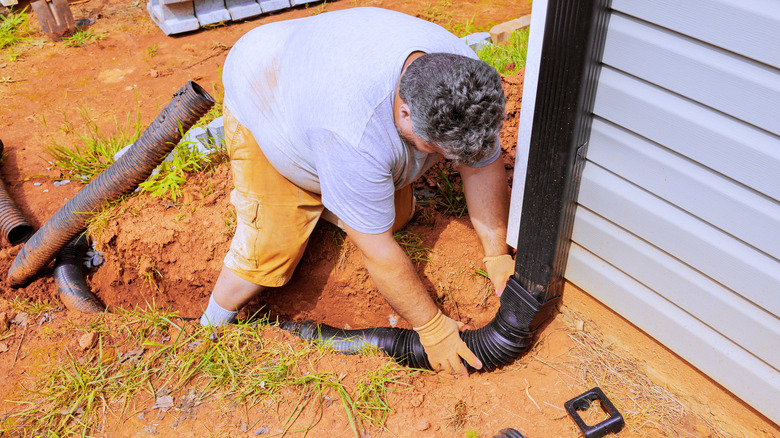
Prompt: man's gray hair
<box><xmin>399</xmin><ymin>53</ymin><xmax>506</xmax><ymax>167</ymax></box>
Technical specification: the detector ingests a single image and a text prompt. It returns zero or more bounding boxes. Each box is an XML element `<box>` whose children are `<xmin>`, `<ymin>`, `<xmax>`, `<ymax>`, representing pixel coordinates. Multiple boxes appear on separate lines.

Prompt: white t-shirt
<box><xmin>223</xmin><ymin>7</ymin><xmax>499</xmax><ymax>234</ymax></box>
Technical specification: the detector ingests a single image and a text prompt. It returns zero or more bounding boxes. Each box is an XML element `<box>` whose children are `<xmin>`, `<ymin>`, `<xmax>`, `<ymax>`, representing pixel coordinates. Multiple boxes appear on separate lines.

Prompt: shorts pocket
<box><xmin>230</xmin><ymin>190</ymin><xmax>261</xmax><ymax>228</ymax></box>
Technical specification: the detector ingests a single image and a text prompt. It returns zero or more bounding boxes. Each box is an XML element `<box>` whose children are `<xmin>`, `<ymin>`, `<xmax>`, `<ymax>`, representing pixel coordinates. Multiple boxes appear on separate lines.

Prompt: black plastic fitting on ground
<box><xmin>54</xmin><ymin>234</ymin><xmax>105</xmax><ymax>313</ymax></box>
<box><xmin>493</xmin><ymin>428</ymin><xmax>527</xmax><ymax>438</ymax></box>
<box><xmin>280</xmin><ymin>276</ymin><xmax>560</xmax><ymax>372</ymax></box>
<box><xmin>7</xmin><ymin>82</ymin><xmax>215</xmax><ymax>287</ymax></box>
<box><xmin>0</xmin><ymin>139</ymin><xmax>34</xmax><ymax>246</ymax></box>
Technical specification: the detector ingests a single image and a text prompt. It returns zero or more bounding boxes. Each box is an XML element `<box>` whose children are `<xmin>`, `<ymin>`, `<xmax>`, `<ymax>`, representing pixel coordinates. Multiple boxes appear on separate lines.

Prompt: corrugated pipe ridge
<box><xmin>54</xmin><ymin>234</ymin><xmax>105</xmax><ymax>313</ymax></box>
<box><xmin>281</xmin><ymin>278</ymin><xmax>557</xmax><ymax>372</ymax></box>
<box><xmin>0</xmin><ymin>139</ymin><xmax>34</xmax><ymax>246</ymax></box>
<box><xmin>7</xmin><ymin>81</ymin><xmax>215</xmax><ymax>287</ymax></box>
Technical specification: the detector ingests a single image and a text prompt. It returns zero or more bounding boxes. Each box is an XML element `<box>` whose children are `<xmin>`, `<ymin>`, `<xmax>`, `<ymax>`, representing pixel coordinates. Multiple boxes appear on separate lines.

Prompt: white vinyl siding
<box><xmin>510</xmin><ymin>0</ymin><xmax>780</xmax><ymax>423</ymax></box>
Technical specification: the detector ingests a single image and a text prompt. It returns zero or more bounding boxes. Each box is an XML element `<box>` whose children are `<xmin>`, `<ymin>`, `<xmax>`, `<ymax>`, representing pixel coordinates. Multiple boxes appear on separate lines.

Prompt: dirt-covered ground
<box><xmin>0</xmin><ymin>0</ymin><xmax>777</xmax><ymax>437</ymax></box>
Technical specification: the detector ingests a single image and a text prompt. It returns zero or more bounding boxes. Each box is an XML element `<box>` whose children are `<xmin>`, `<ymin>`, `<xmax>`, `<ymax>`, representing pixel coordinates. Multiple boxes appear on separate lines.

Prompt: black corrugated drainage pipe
<box><xmin>0</xmin><ymin>139</ymin><xmax>34</xmax><ymax>246</ymax></box>
<box><xmin>281</xmin><ymin>276</ymin><xmax>559</xmax><ymax>372</ymax></box>
<box><xmin>7</xmin><ymin>81</ymin><xmax>215</xmax><ymax>287</ymax></box>
<box><xmin>54</xmin><ymin>234</ymin><xmax>105</xmax><ymax>313</ymax></box>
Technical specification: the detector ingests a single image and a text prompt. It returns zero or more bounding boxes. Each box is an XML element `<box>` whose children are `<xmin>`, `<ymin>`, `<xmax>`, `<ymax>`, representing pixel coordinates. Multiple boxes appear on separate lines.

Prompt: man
<box><xmin>200</xmin><ymin>7</ymin><xmax>516</xmax><ymax>376</ymax></box>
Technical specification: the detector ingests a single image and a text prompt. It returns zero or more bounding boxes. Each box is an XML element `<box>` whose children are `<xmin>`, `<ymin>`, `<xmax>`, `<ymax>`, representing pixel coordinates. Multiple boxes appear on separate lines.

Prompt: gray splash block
<box><xmin>258</xmin><ymin>0</ymin><xmax>290</xmax><ymax>13</ymax></box>
<box><xmin>225</xmin><ymin>0</ymin><xmax>262</xmax><ymax>20</ymax></box>
<box><xmin>147</xmin><ymin>0</ymin><xmax>200</xmax><ymax>35</ymax></box>
<box><xmin>194</xmin><ymin>0</ymin><xmax>231</xmax><ymax>25</ymax></box>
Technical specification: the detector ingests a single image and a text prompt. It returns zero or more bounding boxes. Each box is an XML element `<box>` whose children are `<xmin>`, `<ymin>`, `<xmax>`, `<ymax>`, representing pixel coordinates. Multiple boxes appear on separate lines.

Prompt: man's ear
<box><xmin>402</xmin><ymin>101</ymin><xmax>415</xmax><ymax>119</ymax></box>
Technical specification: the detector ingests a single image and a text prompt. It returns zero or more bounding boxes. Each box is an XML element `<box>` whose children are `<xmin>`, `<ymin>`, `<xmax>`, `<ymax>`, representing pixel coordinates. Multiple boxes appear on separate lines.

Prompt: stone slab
<box><xmin>147</xmin><ymin>0</ymin><xmax>199</xmax><ymax>35</ymax></box>
<box><xmin>225</xmin><ymin>0</ymin><xmax>262</xmax><ymax>20</ymax></box>
<box><xmin>194</xmin><ymin>0</ymin><xmax>231</xmax><ymax>25</ymax></box>
<box><xmin>258</xmin><ymin>0</ymin><xmax>290</xmax><ymax>13</ymax></box>
<box><xmin>489</xmin><ymin>14</ymin><xmax>531</xmax><ymax>45</ymax></box>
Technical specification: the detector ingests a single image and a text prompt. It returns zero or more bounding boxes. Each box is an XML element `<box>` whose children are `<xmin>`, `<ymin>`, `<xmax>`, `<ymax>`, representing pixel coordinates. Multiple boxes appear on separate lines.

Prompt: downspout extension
<box><xmin>54</xmin><ymin>234</ymin><xmax>105</xmax><ymax>313</ymax></box>
<box><xmin>7</xmin><ymin>81</ymin><xmax>215</xmax><ymax>287</ymax></box>
<box><xmin>0</xmin><ymin>139</ymin><xmax>34</xmax><ymax>246</ymax></box>
<box><xmin>281</xmin><ymin>276</ymin><xmax>559</xmax><ymax>372</ymax></box>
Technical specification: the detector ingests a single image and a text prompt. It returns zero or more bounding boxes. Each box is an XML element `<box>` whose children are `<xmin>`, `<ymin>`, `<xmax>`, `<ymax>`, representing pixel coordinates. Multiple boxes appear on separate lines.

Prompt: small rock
<box><xmin>152</xmin><ymin>395</ymin><xmax>174</xmax><ymax>410</ymax></box>
<box><xmin>415</xmin><ymin>420</ymin><xmax>430</xmax><ymax>431</ymax></box>
<box><xmin>0</xmin><ymin>342</ymin><xmax>9</xmax><ymax>353</ymax></box>
<box><xmin>409</xmin><ymin>392</ymin><xmax>424</xmax><ymax>408</ymax></box>
<box><xmin>143</xmin><ymin>425</ymin><xmax>157</xmax><ymax>435</ymax></box>
<box><xmin>120</xmin><ymin>347</ymin><xmax>145</xmax><ymax>362</ymax></box>
<box><xmin>575</xmin><ymin>319</ymin><xmax>585</xmax><ymax>331</ymax></box>
<box><xmin>33</xmin><ymin>182</ymin><xmax>42</xmax><ymax>186</ymax></box>
<box><xmin>0</xmin><ymin>312</ymin><xmax>9</xmax><ymax>332</ymax></box>
<box><xmin>240</xmin><ymin>422</ymin><xmax>248</xmax><ymax>432</ymax></box>
<box><xmin>43</xmin><ymin>189</ymin><xmax>48</xmax><ymax>193</ymax></box>
<box><xmin>254</xmin><ymin>426</ymin><xmax>269</xmax><ymax>435</ymax></box>
<box><xmin>75</xmin><ymin>18</ymin><xmax>94</xmax><ymax>27</ymax></box>
<box><xmin>79</xmin><ymin>331</ymin><xmax>98</xmax><ymax>350</ymax></box>
<box><xmin>91</xmin><ymin>253</ymin><xmax>104</xmax><ymax>267</ymax></box>
<box><xmin>11</xmin><ymin>312</ymin><xmax>28</xmax><ymax>326</ymax></box>
<box><xmin>150</xmin><ymin>69</ymin><xmax>159</xmax><ymax>78</ymax></box>
<box><xmin>137</xmin><ymin>412</ymin><xmax>145</xmax><ymax>419</ymax></box>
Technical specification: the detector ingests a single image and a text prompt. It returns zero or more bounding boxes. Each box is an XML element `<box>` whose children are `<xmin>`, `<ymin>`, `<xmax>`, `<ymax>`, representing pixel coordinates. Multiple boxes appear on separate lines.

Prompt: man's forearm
<box><xmin>460</xmin><ymin>158</ymin><xmax>511</xmax><ymax>257</ymax></box>
<box><xmin>344</xmin><ymin>227</ymin><xmax>438</xmax><ymax>327</ymax></box>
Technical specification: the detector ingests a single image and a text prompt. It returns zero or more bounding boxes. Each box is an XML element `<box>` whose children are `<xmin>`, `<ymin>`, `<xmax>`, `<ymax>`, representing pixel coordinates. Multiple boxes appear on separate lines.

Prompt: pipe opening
<box><xmin>7</xmin><ymin>224</ymin><xmax>34</xmax><ymax>246</ymax></box>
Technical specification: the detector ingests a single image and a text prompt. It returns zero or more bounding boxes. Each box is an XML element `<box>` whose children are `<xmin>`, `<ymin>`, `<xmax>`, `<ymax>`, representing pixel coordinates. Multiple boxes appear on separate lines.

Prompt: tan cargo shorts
<box><xmin>222</xmin><ymin>109</ymin><xmax>415</xmax><ymax>287</ymax></box>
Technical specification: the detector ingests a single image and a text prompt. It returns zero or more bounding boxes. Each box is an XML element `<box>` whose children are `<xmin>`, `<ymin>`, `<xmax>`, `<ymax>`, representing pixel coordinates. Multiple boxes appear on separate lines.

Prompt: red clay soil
<box><xmin>1</xmin><ymin>0</ymin><xmax>771</xmax><ymax>437</ymax></box>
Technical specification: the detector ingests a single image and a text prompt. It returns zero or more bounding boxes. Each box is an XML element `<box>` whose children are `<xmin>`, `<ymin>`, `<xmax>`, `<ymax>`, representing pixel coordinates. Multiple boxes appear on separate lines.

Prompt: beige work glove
<box><xmin>483</xmin><ymin>254</ymin><xmax>514</xmax><ymax>296</ymax></box>
<box><xmin>414</xmin><ymin>310</ymin><xmax>482</xmax><ymax>376</ymax></box>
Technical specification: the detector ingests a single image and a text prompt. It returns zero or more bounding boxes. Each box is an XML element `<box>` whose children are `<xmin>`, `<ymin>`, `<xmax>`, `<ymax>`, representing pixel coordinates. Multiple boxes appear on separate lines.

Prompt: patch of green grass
<box><xmin>5</xmin><ymin>304</ymin><xmax>420</xmax><ymax>437</ymax></box>
<box><xmin>394</xmin><ymin>230</ymin><xmax>432</xmax><ymax>264</ymax></box>
<box><xmin>145</xmin><ymin>43</ymin><xmax>158</xmax><ymax>57</ymax></box>
<box><xmin>0</xmin><ymin>7</ymin><xmax>32</xmax><ymax>50</ymax></box>
<box><xmin>10</xmin><ymin>297</ymin><xmax>58</xmax><ymax>317</ymax></box>
<box><xmin>476</xmin><ymin>28</ymin><xmax>530</xmax><ymax>75</ymax></box>
<box><xmin>352</xmin><ymin>362</ymin><xmax>412</xmax><ymax>429</ymax></box>
<box><xmin>137</xmin><ymin>134</ymin><xmax>214</xmax><ymax>201</ymax></box>
<box><xmin>418</xmin><ymin>0</ymin><xmax>454</xmax><ymax>29</ymax></box>
<box><xmin>431</xmin><ymin>165</ymin><xmax>468</xmax><ymax>217</ymax></box>
<box><xmin>62</xmin><ymin>28</ymin><xmax>106</xmax><ymax>48</ymax></box>
<box><xmin>45</xmin><ymin>106</ymin><xmax>143</xmax><ymax>184</ymax></box>
<box><xmin>450</xmin><ymin>16</ymin><xmax>484</xmax><ymax>38</ymax></box>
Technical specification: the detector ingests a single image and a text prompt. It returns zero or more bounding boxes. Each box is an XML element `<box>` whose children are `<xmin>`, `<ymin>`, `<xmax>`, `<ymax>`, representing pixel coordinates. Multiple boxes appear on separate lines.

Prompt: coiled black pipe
<box><xmin>54</xmin><ymin>234</ymin><xmax>105</xmax><ymax>313</ymax></box>
<box><xmin>281</xmin><ymin>277</ymin><xmax>559</xmax><ymax>372</ymax></box>
<box><xmin>7</xmin><ymin>82</ymin><xmax>215</xmax><ymax>287</ymax></box>
<box><xmin>0</xmin><ymin>139</ymin><xmax>34</xmax><ymax>245</ymax></box>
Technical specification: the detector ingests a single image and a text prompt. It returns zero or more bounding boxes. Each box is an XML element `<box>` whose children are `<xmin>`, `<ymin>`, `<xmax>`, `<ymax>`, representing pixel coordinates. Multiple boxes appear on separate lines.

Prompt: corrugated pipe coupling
<box><xmin>7</xmin><ymin>81</ymin><xmax>215</xmax><ymax>287</ymax></box>
<box><xmin>0</xmin><ymin>139</ymin><xmax>34</xmax><ymax>246</ymax></box>
<box><xmin>281</xmin><ymin>276</ymin><xmax>560</xmax><ymax>372</ymax></box>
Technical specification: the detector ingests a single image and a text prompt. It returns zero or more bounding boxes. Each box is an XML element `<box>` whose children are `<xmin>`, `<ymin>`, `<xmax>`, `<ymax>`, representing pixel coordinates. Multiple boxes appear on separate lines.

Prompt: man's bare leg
<box><xmin>200</xmin><ymin>265</ymin><xmax>265</xmax><ymax>326</ymax></box>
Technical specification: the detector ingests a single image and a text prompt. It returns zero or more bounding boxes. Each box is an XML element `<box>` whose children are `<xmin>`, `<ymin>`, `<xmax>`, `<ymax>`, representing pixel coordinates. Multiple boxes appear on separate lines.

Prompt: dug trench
<box><xmin>0</xmin><ymin>0</ymin><xmax>773</xmax><ymax>436</ymax></box>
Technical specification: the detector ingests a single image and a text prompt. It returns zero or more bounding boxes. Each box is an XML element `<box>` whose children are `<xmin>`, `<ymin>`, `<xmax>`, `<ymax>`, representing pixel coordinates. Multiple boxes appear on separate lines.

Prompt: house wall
<box><xmin>509</xmin><ymin>0</ymin><xmax>780</xmax><ymax>423</ymax></box>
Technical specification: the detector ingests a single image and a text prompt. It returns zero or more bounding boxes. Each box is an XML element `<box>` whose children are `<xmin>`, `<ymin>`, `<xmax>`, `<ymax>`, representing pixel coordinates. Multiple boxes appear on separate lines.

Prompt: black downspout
<box><xmin>513</xmin><ymin>0</ymin><xmax>612</xmax><ymax>307</ymax></box>
<box><xmin>283</xmin><ymin>0</ymin><xmax>612</xmax><ymax>371</ymax></box>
